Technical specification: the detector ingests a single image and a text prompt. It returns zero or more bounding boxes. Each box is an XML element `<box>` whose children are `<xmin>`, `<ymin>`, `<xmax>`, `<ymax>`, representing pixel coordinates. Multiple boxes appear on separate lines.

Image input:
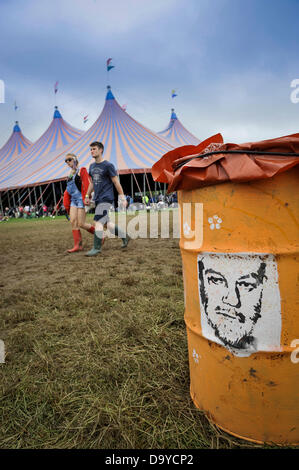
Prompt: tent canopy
<box><xmin>0</xmin><ymin>121</ymin><xmax>32</xmax><ymax>170</ymax></box>
<box><xmin>3</xmin><ymin>86</ymin><xmax>174</xmax><ymax>190</ymax></box>
<box><xmin>0</xmin><ymin>107</ymin><xmax>83</xmax><ymax>190</ymax></box>
<box><xmin>158</xmin><ymin>108</ymin><xmax>200</xmax><ymax>147</ymax></box>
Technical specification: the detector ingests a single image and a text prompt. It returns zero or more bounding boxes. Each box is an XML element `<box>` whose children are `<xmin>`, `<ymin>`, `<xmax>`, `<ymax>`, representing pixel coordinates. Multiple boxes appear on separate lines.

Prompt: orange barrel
<box><xmin>179</xmin><ymin>167</ymin><xmax>299</xmax><ymax>444</ymax></box>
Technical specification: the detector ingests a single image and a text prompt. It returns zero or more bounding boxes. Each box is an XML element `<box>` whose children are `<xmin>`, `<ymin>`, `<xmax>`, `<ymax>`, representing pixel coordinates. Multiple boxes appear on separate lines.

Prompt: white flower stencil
<box><xmin>192</xmin><ymin>348</ymin><xmax>200</xmax><ymax>363</ymax></box>
<box><xmin>208</xmin><ymin>215</ymin><xmax>222</xmax><ymax>230</ymax></box>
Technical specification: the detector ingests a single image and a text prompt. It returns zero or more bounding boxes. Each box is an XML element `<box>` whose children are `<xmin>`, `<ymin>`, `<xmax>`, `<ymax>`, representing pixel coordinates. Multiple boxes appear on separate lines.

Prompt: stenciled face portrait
<box><xmin>197</xmin><ymin>253</ymin><xmax>281</xmax><ymax>355</ymax></box>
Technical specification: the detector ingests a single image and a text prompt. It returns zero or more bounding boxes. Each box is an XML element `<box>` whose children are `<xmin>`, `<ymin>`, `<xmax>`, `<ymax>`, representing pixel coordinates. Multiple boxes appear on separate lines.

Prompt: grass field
<box><xmin>0</xmin><ymin>214</ymin><xmax>268</xmax><ymax>449</ymax></box>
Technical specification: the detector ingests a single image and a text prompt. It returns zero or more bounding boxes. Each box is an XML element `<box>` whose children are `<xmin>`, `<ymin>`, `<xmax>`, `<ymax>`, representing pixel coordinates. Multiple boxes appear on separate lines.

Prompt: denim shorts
<box><xmin>67</xmin><ymin>177</ymin><xmax>84</xmax><ymax>209</ymax></box>
<box><xmin>70</xmin><ymin>195</ymin><xmax>84</xmax><ymax>209</ymax></box>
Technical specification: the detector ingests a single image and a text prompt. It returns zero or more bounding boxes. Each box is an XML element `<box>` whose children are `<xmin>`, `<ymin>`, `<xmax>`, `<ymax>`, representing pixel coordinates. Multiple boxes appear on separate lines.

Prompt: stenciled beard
<box><xmin>202</xmin><ymin>290</ymin><xmax>263</xmax><ymax>349</ymax></box>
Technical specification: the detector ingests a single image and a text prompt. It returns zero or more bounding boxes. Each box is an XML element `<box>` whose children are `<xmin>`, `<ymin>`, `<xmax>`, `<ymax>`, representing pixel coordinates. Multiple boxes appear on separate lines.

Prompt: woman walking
<box><xmin>63</xmin><ymin>153</ymin><xmax>95</xmax><ymax>252</ymax></box>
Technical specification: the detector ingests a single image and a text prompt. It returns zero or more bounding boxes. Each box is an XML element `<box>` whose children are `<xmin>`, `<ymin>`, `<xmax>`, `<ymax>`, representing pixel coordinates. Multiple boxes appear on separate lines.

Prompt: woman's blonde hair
<box><xmin>66</xmin><ymin>153</ymin><xmax>79</xmax><ymax>165</ymax></box>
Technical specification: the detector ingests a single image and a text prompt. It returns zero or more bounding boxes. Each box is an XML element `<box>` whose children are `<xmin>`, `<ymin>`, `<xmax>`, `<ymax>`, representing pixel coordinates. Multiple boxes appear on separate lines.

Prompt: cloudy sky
<box><xmin>0</xmin><ymin>0</ymin><xmax>298</xmax><ymax>147</ymax></box>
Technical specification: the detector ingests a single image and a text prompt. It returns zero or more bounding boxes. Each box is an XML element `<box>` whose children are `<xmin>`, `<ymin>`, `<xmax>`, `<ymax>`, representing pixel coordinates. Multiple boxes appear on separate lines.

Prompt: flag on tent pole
<box><xmin>107</xmin><ymin>58</ymin><xmax>115</xmax><ymax>72</ymax></box>
<box><xmin>83</xmin><ymin>115</ymin><xmax>88</xmax><ymax>124</ymax></box>
<box><xmin>14</xmin><ymin>101</ymin><xmax>18</xmax><ymax>111</ymax></box>
<box><xmin>171</xmin><ymin>89</ymin><xmax>177</xmax><ymax>98</ymax></box>
<box><xmin>54</xmin><ymin>81</ymin><xmax>59</xmax><ymax>94</ymax></box>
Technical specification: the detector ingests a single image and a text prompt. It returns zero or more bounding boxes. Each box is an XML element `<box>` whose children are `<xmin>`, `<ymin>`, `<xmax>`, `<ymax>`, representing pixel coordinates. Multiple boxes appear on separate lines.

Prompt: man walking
<box><xmin>84</xmin><ymin>141</ymin><xmax>129</xmax><ymax>256</ymax></box>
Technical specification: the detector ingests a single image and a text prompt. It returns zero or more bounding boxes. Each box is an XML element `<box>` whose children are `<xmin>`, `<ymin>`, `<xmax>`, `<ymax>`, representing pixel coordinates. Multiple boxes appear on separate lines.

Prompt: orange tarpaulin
<box><xmin>151</xmin><ymin>132</ymin><xmax>299</xmax><ymax>192</ymax></box>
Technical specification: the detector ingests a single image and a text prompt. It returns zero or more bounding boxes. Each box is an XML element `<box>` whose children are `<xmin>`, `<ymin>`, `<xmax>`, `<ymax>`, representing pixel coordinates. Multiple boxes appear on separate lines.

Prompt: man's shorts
<box><xmin>94</xmin><ymin>201</ymin><xmax>113</xmax><ymax>224</ymax></box>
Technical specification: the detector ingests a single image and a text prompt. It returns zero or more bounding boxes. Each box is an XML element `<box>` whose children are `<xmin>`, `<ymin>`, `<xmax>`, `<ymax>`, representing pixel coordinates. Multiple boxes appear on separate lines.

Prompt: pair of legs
<box><xmin>69</xmin><ymin>206</ymin><xmax>94</xmax><ymax>232</ymax></box>
<box><xmin>85</xmin><ymin>205</ymin><xmax>129</xmax><ymax>256</ymax></box>
<box><xmin>67</xmin><ymin>206</ymin><xmax>95</xmax><ymax>253</ymax></box>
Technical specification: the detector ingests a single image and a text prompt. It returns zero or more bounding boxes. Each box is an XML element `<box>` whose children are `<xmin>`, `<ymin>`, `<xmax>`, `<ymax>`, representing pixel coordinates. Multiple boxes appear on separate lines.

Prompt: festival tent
<box><xmin>0</xmin><ymin>106</ymin><xmax>83</xmax><ymax>190</ymax></box>
<box><xmin>158</xmin><ymin>108</ymin><xmax>201</xmax><ymax>146</ymax></box>
<box><xmin>3</xmin><ymin>86</ymin><xmax>174</xmax><ymax>194</ymax></box>
<box><xmin>0</xmin><ymin>121</ymin><xmax>32</xmax><ymax>170</ymax></box>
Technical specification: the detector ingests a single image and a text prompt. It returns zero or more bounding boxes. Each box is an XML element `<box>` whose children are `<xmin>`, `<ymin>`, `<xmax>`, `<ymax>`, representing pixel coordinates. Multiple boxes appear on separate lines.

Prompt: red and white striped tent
<box><xmin>158</xmin><ymin>108</ymin><xmax>200</xmax><ymax>146</ymax></box>
<box><xmin>0</xmin><ymin>88</ymin><xmax>175</xmax><ymax>211</ymax></box>
<box><xmin>0</xmin><ymin>107</ymin><xmax>83</xmax><ymax>190</ymax></box>
<box><xmin>0</xmin><ymin>121</ymin><xmax>32</xmax><ymax>171</ymax></box>
<box><xmin>5</xmin><ymin>86</ymin><xmax>174</xmax><ymax>191</ymax></box>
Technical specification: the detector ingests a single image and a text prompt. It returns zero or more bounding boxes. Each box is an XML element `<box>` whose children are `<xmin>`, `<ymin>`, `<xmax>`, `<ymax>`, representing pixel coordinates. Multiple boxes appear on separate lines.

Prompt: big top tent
<box><xmin>4</xmin><ymin>86</ymin><xmax>174</xmax><ymax>191</ymax></box>
<box><xmin>0</xmin><ymin>107</ymin><xmax>83</xmax><ymax>190</ymax></box>
<box><xmin>0</xmin><ymin>121</ymin><xmax>32</xmax><ymax>171</ymax></box>
<box><xmin>158</xmin><ymin>108</ymin><xmax>200</xmax><ymax>146</ymax></box>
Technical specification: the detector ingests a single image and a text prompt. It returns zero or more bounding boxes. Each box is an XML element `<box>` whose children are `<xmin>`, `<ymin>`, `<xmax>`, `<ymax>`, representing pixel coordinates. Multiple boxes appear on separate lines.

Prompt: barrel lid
<box><xmin>152</xmin><ymin>133</ymin><xmax>299</xmax><ymax>192</ymax></box>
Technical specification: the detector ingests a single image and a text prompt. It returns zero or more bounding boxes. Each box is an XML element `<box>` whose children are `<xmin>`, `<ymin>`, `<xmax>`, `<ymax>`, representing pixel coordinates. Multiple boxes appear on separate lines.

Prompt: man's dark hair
<box><xmin>90</xmin><ymin>141</ymin><xmax>104</xmax><ymax>152</ymax></box>
<box><xmin>252</xmin><ymin>262</ymin><xmax>267</xmax><ymax>285</ymax></box>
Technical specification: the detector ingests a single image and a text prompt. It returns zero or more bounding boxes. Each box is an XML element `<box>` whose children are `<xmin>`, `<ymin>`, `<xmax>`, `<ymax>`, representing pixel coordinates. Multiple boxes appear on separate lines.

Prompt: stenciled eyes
<box><xmin>236</xmin><ymin>280</ymin><xmax>257</xmax><ymax>292</ymax></box>
<box><xmin>206</xmin><ymin>275</ymin><xmax>258</xmax><ymax>292</ymax></box>
<box><xmin>207</xmin><ymin>275</ymin><xmax>226</xmax><ymax>286</ymax></box>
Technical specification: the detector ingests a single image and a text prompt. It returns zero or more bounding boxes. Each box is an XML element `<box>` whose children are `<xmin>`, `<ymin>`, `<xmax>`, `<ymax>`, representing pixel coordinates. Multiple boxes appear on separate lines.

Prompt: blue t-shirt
<box><xmin>89</xmin><ymin>160</ymin><xmax>117</xmax><ymax>203</ymax></box>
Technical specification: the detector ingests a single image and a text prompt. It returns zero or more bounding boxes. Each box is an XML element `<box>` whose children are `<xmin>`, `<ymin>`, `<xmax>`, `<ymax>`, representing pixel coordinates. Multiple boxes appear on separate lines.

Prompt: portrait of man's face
<box><xmin>197</xmin><ymin>253</ymin><xmax>280</xmax><ymax>353</ymax></box>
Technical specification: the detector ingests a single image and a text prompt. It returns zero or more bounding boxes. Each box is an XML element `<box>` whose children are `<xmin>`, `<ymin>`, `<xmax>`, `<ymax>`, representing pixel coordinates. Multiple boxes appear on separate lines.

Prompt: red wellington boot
<box><xmin>87</xmin><ymin>225</ymin><xmax>95</xmax><ymax>234</ymax></box>
<box><xmin>67</xmin><ymin>230</ymin><xmax>83</xmax><ymax>253</ymax></box>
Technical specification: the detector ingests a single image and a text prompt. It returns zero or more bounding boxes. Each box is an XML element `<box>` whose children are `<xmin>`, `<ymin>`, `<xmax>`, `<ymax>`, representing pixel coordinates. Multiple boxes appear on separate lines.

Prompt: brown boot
<box><xmin>67</xmin><ymin>230</ymin><xmax>83</xmax><ymax>253</ymax></box>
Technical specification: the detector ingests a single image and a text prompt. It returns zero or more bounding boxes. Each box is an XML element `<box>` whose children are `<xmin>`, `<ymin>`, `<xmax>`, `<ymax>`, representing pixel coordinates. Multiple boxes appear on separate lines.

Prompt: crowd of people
<box><xmin>125</xmin><ymin>191</ymin><xmax>177</xmax><ymax>210</ymax></box>
<box><xmin>0</xmin><ymin>191</ymin><xmax>178</xmax><ymax>222</ymax></box>
<box><xmin>0</xmin><ymin>203</ymin><xmax>64</xmax><ymax>221</ymax></box>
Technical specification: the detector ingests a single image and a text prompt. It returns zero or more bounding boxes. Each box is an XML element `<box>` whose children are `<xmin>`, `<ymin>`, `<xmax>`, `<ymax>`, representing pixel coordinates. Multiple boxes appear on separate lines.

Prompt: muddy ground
<box><xmin>0</xmin><ymin>214</ymin><xmax>264</xmax><ymax>449</ymax></box>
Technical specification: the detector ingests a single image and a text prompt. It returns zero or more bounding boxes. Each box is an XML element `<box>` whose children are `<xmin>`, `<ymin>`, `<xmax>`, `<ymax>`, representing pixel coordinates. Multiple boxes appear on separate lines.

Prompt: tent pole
<box><xmin>12</xmin><ymin>190</ymin><xmax>16</xmax><ymax>208</ymax></box>
<box><xmin>143</xmin><ymin>173</ymin><xmax>146</xmax><ymax>197</ymax></box>
<box><xmin>33</xmin><ymin>186</ymin><xmax>37</xmax><ymax>208</ymax></box>
<box><xmin>144</xmin><ymin>171</ymin><xmax>154</xmax><ymax>205</ymax></box>
<box><xmin>7</xmin><ymin>191</ymin><xmax>11</xmax><ymax>209</ymax></box>
<box><xmin>131</xmin><ymin>170</ymin><xmax>143</xmax><ymax>196</ymax></box>
<box><xmin>40</xmin><ymin>185</ymin><xmax>44</xmax><ymax>206</ymax></box>
<box><xmin>59</xmin><ymin>180</ymin><xmax>63</xmax><ymax>198</ymax></box>
<box><xmin>28</xmin><ymin>187</ymin><xmax>32</xmax><ymax>208</ymax></box>
<box><xmin>0</xmin><ymin>193</ymin><xmax>3</xmax><ymax>214</ymax></box>
<box><xmin>52</xmin><ymin>182</ymin><xmax>57</xmax><ymax>209</ymax></box>
<box><xmin>131</xmin><ymin>173</ymin><xmax>133</xmax><ymax>199</ymax></box>
<box><xmin>118</xmin><ymin>173</ymin><xmax>121</xmax><ymax>195</ymax></box>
